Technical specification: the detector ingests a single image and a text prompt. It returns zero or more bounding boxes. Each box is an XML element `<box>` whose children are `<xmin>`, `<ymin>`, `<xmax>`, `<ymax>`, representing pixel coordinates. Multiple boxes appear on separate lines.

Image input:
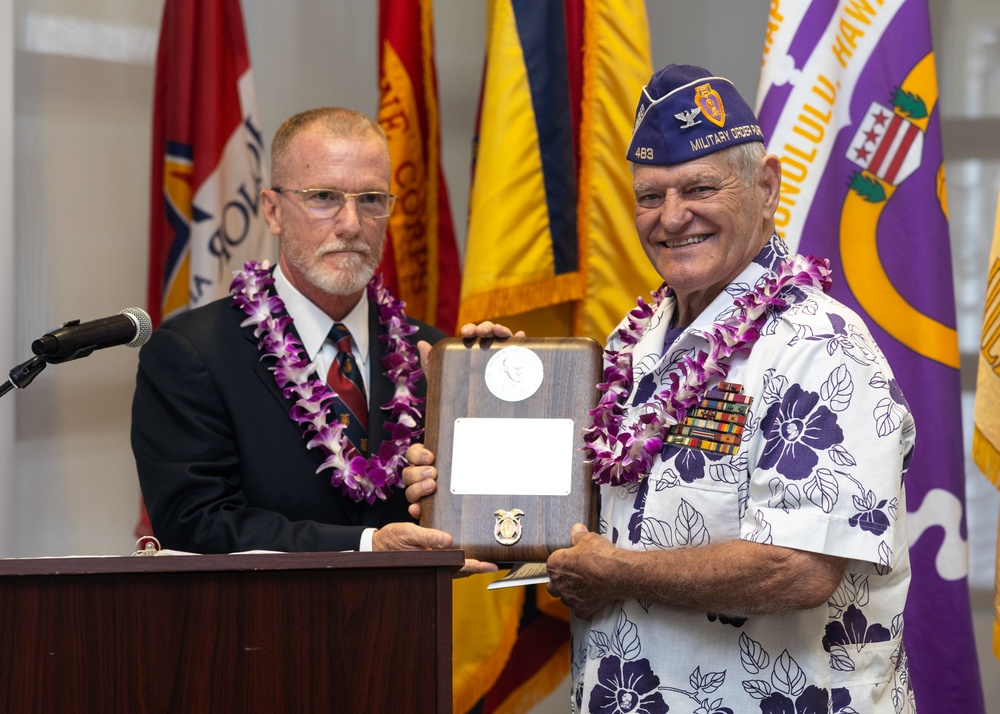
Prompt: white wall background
<box><xmin>1</xmin><ymin>0</ymin><xmax>778</xmax><ymax>558</ymax></box>
<box><xmin>3</xmin><ymin>0</ymin><xmax>999</xmax><ymax>709</ymax></box>
<box><xmin>1</xmin><ymin>0</ymin><xmax>15</xmax><ymax>556</ymax></box>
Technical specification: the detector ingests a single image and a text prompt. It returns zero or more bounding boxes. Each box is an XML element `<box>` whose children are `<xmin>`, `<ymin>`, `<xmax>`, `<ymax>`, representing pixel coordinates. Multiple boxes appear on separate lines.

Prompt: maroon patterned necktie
<box><xmin>326</xmin><ymin>323</ymin><xmax>368</xmax><ymax>455</ymax></box>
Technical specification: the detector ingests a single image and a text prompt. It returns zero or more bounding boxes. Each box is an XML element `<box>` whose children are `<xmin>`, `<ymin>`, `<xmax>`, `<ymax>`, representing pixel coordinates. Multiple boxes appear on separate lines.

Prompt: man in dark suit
<box><xmin>132</xmin><ymin>107</ymin><xmax>501</xmax><ymax>563</ymax></box>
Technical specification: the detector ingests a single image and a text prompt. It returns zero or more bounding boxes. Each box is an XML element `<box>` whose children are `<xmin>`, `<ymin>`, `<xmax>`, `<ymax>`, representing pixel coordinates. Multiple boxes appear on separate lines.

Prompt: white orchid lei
<box><xmin>585</xmin><ymin>252</ymin><xmax>833</xmax><ymax>487</ymax></box>
<box><xmin>230</xmin><ymin>261</ymin><xmax>424</xmax><ymax>504</ymax></box>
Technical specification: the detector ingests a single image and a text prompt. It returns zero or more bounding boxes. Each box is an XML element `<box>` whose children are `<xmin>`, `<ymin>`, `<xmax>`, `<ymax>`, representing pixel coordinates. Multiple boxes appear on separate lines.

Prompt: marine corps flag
<box><xmin>140</xmin><ymin>0</ymin><xmax>273</xmax><ymax>536</ymax></box>
<box><xmin>148</xmin><ymin>0</ymin><xmax>273</xmax><ymax>327</ymax></box>
<box><xmin>377</xmin><ymin>0</ymin><xmax>461</xmax><ymax>333</ymax></box>
<box><xmin>459</xmin><ymin>0</ymin><xmax>659</xmax><ymax>343</ymax></box>
<box><xmin>757</xmin><ymin>1</ymin><xmax>984</xmax><ymax>710</ymax></box>
<box><xmin>973</xmin><ymin>186</ymin><xmax>1000</xmax><ymax>657</ymax></box>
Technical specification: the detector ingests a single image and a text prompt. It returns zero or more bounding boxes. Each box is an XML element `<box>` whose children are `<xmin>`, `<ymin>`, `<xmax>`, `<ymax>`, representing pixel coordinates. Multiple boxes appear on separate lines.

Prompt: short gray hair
<box><xmin>726</xmin><ymin>141</ymin><xmax>766</xmax><ymax>187</ymax></box>
<box><xmin>270</xmin><ymin>107</ymin><xmax>387</xmax><ymax>186</ymax></box>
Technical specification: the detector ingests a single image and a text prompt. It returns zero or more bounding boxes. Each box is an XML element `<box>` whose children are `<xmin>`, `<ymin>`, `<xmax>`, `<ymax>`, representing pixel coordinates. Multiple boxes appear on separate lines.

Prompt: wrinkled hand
<box><xmin>370</xmin><ymin>521</ymin><xmax>498</xmax><ymax>578</ymax></box>
<box><xmin>458</xmin><ymin>321</ymin><xmax>526</xmax><ymax>339</ymax></box>
<box><xmin>371</xmin><ymin>521</ymin><xmax>451</xmax><ymax>552</ymax></box>
<box><xmin>402</xmin><ymin>443</ymin><xmax>437</xmax><ymax>519</ymax></box>
<box><xmin>546</xmin><ymin>524</ymin><xmax>620</xmax><ymax>618</ymax></box>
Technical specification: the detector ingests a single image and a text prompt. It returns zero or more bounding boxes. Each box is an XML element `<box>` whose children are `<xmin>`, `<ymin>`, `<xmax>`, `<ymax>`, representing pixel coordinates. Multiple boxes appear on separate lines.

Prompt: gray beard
<box><xmin>285</xmin><ymin>240</ymin><xmax>385</xmax><ymax>297</ymax></box>
<box><xmin>309</xmin><ymin>261</ymin><xmax>377</xmax><ymax>296</ymax></box>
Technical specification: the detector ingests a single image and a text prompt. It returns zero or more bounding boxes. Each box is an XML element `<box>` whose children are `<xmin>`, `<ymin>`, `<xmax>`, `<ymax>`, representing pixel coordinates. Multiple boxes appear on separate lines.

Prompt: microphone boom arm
<box><xmin>2</xmin><ymin>306</ymin><xmax>152</xmax><ymax>397</ymax></box>
<box><xmin>0</xmin><ymin>355</ymin><xmax>48</xmax><ymax>399</ymax></box>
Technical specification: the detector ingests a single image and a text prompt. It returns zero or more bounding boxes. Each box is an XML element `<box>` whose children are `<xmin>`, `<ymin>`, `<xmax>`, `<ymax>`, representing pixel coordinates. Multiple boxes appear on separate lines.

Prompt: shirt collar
<box><xmin>273</xmin><ymin>264</ymin><xmax>370</xmax><ymax>362</ymax></box>
<box><xmin>632</xmin><ymin>233</ymin><xmax>786</xmax><ymax>368</ymax></box>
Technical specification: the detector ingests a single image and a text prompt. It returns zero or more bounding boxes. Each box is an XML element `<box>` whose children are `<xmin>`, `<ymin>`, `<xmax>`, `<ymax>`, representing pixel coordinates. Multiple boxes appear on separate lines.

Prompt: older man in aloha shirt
<box><xmin>570</xmin><ymin>234</ymin><xmax>915</xmax><ymax>714</ymax></box>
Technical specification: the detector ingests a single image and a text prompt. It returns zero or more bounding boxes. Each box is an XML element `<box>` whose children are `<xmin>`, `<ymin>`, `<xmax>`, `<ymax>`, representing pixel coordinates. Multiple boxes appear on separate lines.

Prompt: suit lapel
<box><xmin>237</xmin><ymin>302</ymin><xmax>308</xmax><ymax>415</ymax></box>
<box><xmin>235</xmin><ymin>294</ymin><xmax>336</xmax><ymax>485</ymax></box>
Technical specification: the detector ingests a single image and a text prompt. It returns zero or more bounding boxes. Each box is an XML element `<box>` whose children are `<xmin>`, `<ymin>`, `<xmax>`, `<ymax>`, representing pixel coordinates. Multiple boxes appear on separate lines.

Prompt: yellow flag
<box><xmin>460</xmin><ymin>0</ymin><xmax>660</xmax><ymax>343</ymax></box>
<box><xmin>973</xmin><ymin>185</ymin><xmax>1000</xmax><ymax>657</ymax></box>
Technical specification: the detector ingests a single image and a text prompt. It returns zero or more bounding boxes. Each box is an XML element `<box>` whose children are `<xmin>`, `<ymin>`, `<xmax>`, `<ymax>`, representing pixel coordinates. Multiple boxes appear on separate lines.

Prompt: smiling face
<box><xmin>262</xmin><ymin>123</ymin><xmax>390</xmax><ymax>320</ymax></box>
<box><xmin>632</xmin><ymin>145</ymin><xmax>780</xmax><ymax>325</ymax></box>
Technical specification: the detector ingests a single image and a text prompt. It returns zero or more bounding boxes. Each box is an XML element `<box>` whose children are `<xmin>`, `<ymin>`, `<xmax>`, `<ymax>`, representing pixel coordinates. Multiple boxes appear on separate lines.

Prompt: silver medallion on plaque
<box><xmin>484</xmin><ymin>346</ymin><xmax>543</xmax><ymax>402</ymax></box>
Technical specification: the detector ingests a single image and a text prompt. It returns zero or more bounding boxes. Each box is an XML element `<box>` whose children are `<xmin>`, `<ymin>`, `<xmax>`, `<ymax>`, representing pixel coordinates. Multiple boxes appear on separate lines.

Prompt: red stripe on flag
<box><xmin>481</xmin><ymin>611</ymin><xmax>570</xmax><ymax>713</ymax></box>
<box><xmin>867</xmin><ymin>113</ymin><xmax>903</xmax><ymax>179</ymax></box>
<box><xmin>148</xmin><ymin>0</ymin><xmax>251</xmax><ymax>326</ymax></box>
<box><xmin>377</xmin><ymin>0</ymin><xmax>461</xmax><ymax>333</ymax></box>
<box><xmin>883</xmin><ymin>121</ymin><xmax>919</xmax><ymax>184</ymax></box>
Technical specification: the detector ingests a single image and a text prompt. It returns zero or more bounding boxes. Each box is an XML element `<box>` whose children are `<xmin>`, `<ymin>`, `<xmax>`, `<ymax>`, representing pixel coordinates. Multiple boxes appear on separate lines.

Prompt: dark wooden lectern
<box><xmin>0</xmin><ymin>550</ymin><xmax>462</xmax><ymax>713</ymax></box>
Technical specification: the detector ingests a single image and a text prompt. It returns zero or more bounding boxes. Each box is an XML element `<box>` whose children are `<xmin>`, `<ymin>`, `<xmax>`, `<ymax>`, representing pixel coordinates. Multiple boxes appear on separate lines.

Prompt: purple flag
<box><xmin>756</xmin><ymin>1</ymin><xmax>984</xmax><ymax>710</ymax></box>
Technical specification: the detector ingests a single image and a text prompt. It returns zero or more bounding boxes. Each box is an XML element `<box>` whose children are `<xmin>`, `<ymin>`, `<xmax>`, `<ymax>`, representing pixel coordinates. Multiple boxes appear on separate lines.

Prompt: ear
<box><xmin>759</xmin><ymin>154</ymin><xmax>781</xmax><ymax>220</ymax></box>
<box><xmin>261</xmin><ymin>189</ymin><xmax>283</xmax><ymax>237</ymax></box>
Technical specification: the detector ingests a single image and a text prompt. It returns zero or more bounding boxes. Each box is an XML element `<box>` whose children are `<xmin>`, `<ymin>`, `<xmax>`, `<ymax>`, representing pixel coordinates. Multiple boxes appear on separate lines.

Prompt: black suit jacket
<box><xmin>131</xmin><ymin>291</ymin><xmax>445</xmax><ymax>554</ymax></box>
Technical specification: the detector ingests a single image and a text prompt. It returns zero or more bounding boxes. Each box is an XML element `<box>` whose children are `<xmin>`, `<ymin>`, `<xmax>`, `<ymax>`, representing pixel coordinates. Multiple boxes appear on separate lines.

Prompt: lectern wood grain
<box><xmin>0</xmin><ymin>551</ymin><xmax>460</xmax><ymax>713</ymax></box>
<box><xmin>420</xmin><ymin>337</ymin><xmax>602</xmax><ymax>563</ymax></box>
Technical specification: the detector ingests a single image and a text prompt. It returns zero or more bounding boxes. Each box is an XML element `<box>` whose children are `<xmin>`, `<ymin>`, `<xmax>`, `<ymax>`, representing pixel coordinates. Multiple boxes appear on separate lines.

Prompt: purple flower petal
<box><xmin>588</xmin><ymin>249</ymin><xmax>832</xmax><ymax>486</ymax></box>
<box><xmin>229</xmin><ymin>262</ymin><xmax>423</xmax><ymax>503</ymax></box>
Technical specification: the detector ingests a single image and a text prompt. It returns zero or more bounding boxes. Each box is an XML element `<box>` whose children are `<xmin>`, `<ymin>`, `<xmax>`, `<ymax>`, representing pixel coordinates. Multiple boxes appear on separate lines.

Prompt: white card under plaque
<box><xmin>450</xmin><ymin>417</ymin><xmax>574</xmax><ymax>495</ymax></box>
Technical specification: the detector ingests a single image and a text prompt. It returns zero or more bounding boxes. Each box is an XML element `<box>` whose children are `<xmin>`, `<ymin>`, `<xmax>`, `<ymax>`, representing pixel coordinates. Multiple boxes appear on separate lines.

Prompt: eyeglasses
<box><xmin>271</xmin><ymin>187</ymin><xmax>398</xmax><ymax>219</ymax></box>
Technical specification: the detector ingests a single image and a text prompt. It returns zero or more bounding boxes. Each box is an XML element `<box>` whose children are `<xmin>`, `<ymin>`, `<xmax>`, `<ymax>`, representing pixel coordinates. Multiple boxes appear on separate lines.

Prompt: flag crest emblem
<box><xmin>848</xmin><ymin>101</ymin><xmax>924</xmax><ymax>186</ymax></box>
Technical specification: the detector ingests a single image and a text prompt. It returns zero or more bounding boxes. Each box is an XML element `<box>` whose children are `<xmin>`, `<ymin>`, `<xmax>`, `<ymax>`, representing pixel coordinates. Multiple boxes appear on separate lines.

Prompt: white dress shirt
<box><xmin>273</xmin><ymin>264</ymin><xmax>377</xmax><ymax>551</ymax></box>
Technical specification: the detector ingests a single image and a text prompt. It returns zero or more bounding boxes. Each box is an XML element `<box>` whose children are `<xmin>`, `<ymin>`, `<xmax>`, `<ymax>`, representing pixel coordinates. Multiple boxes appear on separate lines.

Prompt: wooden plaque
<box><xmin>420</xmin><ymin>337</ymin><xmax>602</xmax><ymax>563</ymax></box>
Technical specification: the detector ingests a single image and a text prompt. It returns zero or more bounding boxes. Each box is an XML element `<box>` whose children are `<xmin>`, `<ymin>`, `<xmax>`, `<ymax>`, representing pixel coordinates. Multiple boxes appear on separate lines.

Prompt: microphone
<box><xmin>31</xmin><ymin>307</ymin><xmax>153</xmax><ymax>363</ymax></box>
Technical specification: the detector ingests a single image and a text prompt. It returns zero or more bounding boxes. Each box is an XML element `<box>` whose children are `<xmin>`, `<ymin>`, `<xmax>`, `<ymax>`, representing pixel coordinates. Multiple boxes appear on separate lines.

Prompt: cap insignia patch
<box><xmin>674</xmin><ymin>107</ymin><xmax>703</xmax><ymax>129</ymax></box>
<box><xmin>695</xmin><ymin>83</ymin><xmax>726</xmax><ymax>128</ymax></box>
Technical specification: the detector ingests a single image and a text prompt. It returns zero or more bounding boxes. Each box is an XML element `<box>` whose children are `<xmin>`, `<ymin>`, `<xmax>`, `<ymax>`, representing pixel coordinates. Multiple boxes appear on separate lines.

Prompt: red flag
<box><xmin>139</xmin><ymin>0</ymin><xmax>273</xmax><ymax>536</ymax></box>
<box><xmin>148</xmin><ymin>0</ymin><xmax>272</xmax><ymax>328</ymax></box>
<box><xmin>377</xmin><ymin>0</ymin><xmax>461</xmax><ymax>333</ymax></box>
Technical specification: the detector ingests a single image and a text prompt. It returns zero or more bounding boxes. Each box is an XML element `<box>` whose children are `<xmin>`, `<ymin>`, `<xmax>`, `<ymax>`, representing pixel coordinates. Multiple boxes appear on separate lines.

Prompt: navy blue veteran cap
<box><xmin>627</xmin><ymin>64</ymin><xmax>764</xmax><ymax>166</ymax></box>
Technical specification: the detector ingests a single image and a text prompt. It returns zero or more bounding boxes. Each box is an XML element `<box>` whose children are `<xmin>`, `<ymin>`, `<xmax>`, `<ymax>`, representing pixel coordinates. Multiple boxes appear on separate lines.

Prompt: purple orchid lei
<box><xmin>230</xmin><ymin>261</ymin><xmax>424</xmax><ymax>504</ymax></box>
<box><xmin>585</xmin><ymin>253</ymin><xmax>833</xmax><ymax>487</ymax></box>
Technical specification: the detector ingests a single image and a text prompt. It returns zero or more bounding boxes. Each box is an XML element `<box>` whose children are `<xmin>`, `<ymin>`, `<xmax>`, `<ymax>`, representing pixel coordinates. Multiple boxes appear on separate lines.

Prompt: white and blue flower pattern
<box><xmin>572</xmin><ymin>236</ymin><xmax>915</xmax><ymax>713</ymax></box>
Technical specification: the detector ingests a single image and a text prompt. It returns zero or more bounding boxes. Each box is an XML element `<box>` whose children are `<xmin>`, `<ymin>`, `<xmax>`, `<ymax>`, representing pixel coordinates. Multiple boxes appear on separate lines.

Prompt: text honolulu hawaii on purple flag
<box><xmin>756</xmin><ymin>0</ymin><xmax>984</xmax><ymax>711</ymax></box>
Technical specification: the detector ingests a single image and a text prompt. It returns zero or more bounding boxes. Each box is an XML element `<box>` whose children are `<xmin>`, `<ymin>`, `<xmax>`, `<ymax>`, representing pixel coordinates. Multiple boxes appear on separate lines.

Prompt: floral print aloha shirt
<box><xmin>570</xmin><ymin>235</ymin><xmax>916</xmax><ymax>714</ymax></box>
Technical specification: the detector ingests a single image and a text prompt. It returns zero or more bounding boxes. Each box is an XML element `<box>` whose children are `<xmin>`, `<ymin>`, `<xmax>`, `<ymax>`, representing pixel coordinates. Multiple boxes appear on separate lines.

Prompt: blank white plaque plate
<box><xmin>450</xmin><ymin>417</ymin><xmax>574</xmax><ymax>495</ymax></box>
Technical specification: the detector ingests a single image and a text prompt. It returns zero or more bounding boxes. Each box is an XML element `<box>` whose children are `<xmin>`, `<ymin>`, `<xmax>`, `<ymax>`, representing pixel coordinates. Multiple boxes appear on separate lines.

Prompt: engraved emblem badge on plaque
<box><xmin>493</xmin><ymin>508</ymin><xmax>524</xmax><ymax>546</ymax></box>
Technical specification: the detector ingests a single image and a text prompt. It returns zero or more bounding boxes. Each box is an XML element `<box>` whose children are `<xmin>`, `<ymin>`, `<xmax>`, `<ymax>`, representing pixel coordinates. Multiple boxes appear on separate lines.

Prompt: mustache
<box><xmin>317</xmin><ymin>241</ymin><xmax>372</xmax><ymax>256</ymax></box>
